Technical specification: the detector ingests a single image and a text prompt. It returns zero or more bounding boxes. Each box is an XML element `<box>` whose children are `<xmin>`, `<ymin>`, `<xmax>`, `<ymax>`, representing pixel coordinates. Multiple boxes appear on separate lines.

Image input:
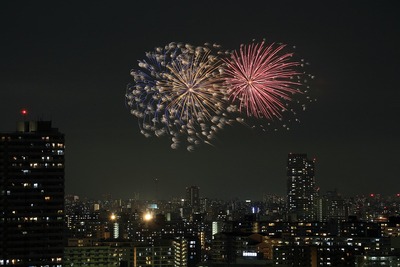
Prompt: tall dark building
<box><xmin>186</xmin><ymin>186</ymin><xmax>200</xmax><ymax>212</ymax></box>
<box><xmin>0</xmin><ymin>121</ymin><xmax>65</xmax><ymax>266</ymax></box>
<box><xmin>286</xmin><ymin>153</ymin><xmax>317</xmax><ymax>222</ymax></box>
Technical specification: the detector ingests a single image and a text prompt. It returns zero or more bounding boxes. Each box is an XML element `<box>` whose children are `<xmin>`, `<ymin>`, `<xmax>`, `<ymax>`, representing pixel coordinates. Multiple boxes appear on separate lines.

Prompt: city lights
<box><xmin>143</xmin><ymin>212</ymin><xmax>153</xmax><ymax>221</ymax></box>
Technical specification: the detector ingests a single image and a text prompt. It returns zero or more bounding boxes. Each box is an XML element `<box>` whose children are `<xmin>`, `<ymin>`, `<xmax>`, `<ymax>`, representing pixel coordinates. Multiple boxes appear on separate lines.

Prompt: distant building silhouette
<box><xmin>286</xmin><ymin>153</ymin><xmax>317</xmax><ymax>222</ymax></box>
<box><xmin>0</xmin><ymin>121</ymin><xmax>65</xmax><ymax>266</ymax></box>
<box><xmin>186</xmin><ymin>185</ymin><xmax>200</xmax><ymax>213</ymax></box>
<box><xmin>317</xmin><ymin>189</ymin><xmax>344</xmax><ymax>220</ymax></box>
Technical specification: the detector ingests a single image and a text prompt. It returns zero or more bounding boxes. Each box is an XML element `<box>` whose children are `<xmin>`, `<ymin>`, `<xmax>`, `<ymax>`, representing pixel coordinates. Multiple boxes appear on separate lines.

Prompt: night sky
<box><xmin>1</xmin><ymin>1</ymin><xmax>399</xmax><ymax>200</ymax></box>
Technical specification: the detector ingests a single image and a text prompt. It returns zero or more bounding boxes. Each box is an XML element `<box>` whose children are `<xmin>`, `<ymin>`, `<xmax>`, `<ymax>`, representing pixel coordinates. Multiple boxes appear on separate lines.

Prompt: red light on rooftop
<box><xmin>370</xmin><ymin>193</ymin><xmax>375</xmax><ymax>197</ymax></box>
<box><xmin>21</xmin><ymin>109</ymin><xmax>28</xmax><ymax>115</ymax></box>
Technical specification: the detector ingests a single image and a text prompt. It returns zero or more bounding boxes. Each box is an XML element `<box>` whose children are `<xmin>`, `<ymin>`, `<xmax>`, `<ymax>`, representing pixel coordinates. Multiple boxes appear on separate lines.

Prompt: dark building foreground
<box><xmin>0</xmin><ymin>121</ymin><xmax>65</xmax><ymax>266</ymax></box>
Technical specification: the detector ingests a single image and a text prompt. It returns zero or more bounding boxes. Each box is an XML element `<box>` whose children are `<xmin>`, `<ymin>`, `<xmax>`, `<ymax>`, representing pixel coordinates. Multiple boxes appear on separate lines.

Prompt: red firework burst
<box><xmin>223</xmin><ymin>40</ymin><xmax>304</xmax><ymax>120</ymax></box>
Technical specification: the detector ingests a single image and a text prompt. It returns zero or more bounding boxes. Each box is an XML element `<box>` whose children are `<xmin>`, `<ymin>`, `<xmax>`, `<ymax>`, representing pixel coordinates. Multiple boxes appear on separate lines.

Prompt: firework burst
<box><xmin>223</xmin><ymin>40</ymin><xmax>309</xmax><ymax>123</ymax></box>
<box><xmin>158</xmin><ymin>45</ymin><xmax>226</xmax><ymax>124</ymax></box>
<box><xmin>126</xmin><ymin>39</ymin><xmax>316</xmax><ymax>150</ymax></box>
<box><xmin>126</xmin><ymin>43</ymin><xmax>176</xmax><ymax>139</ymax></box>
<box><xmin>126</xmin><ymin>42</ymin><xmax>231</xmax><ymax>151</ymax></box>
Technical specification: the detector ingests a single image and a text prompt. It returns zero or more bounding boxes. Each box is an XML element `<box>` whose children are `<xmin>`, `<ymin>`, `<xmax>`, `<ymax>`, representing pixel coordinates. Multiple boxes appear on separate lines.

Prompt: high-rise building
<box><xmin>286</xmin><ymin>153</ymin><xmax>317</xmax><ymax>222</ymax></box>
<box><xmin>186</xmin><ymin>186</ymin><xmax>200</xmax><ymax>213</ymax></box>
<box><xmin>0</xmin><ymin>120</ymin><xmax>65</xmax><ymax>266</ymax></box>
<box><xmin>316</xmin><ymin>189</ymin><xmax>347</xmax><ymax>223</ymax></box>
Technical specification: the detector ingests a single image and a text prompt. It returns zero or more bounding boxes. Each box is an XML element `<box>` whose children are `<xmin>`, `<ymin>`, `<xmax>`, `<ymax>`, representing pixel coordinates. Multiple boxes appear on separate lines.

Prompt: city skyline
<box><xmin>1</xmin><ymin>2</ymin><xmax>399</xmax><ymax>200</ymax></box>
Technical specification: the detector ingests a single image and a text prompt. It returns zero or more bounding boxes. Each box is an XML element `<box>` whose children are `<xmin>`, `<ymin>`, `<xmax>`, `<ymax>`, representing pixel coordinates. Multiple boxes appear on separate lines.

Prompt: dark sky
<box><xmin>1</xmin><ymin>1</ymin><xmax>399</xmax><ymax>200</ymax></box>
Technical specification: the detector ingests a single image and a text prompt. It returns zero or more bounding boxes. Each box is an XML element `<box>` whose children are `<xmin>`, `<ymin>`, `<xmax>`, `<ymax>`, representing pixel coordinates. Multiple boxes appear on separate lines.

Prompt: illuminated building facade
<box><xmin>64</xmin><ymin>246</ymin><xmax>130</xmax><ymax>266</ymax></box>
<box><xmin>134</xmin><ymin>240</ymin><xmax>174</xmax><ymax>267</ymax></box>
<box><xmin>210</xmin><ymin>232</ymin><xmax>265</xmax><ymax>264</ymax></box>
<box><xmin>0</xmin><ymin>121</ymin><xmax>65</xmax><ymax>266</ymax></box>
<box><xmin>173</xmin><ymin>237</ymin><xmax>188</xmax><ymax>267</ymax></box>
<box><xmin>287</xmin><ymin>153</ymin><xmax>317</xmax><ymax>222</ymax></box>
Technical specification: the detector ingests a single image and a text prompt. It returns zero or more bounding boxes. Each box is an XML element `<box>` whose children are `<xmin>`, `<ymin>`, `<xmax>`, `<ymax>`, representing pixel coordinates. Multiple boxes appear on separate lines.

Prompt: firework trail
<box><xmin>223</xmin><ymin>40</ymin><xmax>314</xmax><ymax>130</ymax></box>
<box><xmin>126</xmin><ymin>42</ymin><xmax>231</xmax><ymax>151</ymax></box>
